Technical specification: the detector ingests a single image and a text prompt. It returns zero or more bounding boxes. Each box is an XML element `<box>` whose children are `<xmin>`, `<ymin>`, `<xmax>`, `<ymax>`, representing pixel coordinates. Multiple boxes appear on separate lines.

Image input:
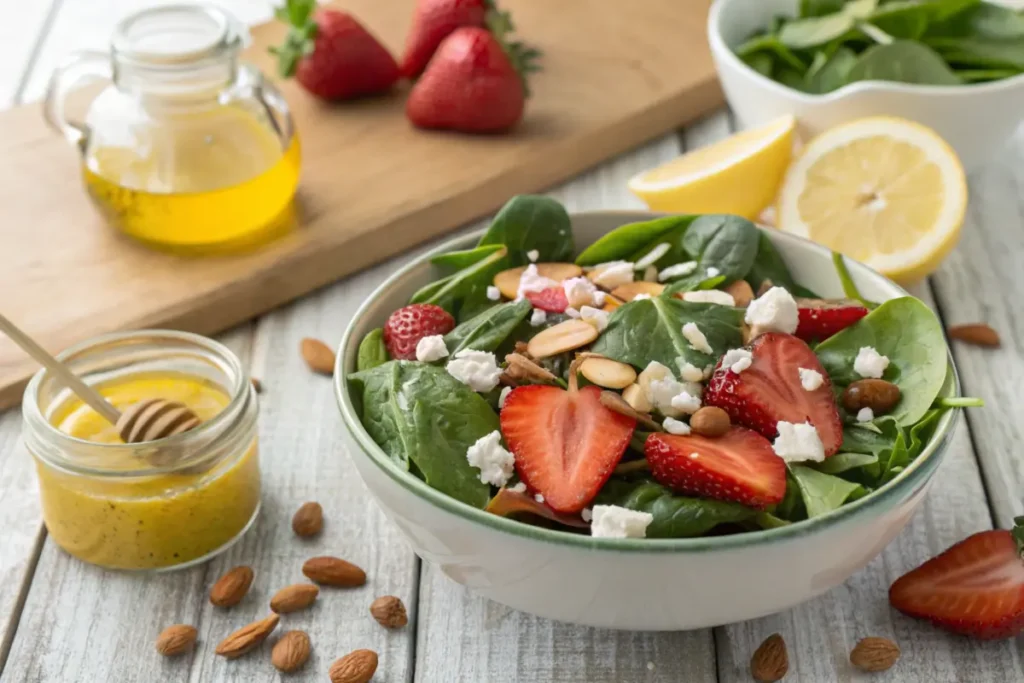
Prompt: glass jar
<box><xmin>43</xmin><ymin>3</ymin><xmax>300</xmax><ymax>254</ymax></box>
<box><xmin>22</xmin><ymin>330</ymin><xmax>260</xmax><ymax>571</ymax></box>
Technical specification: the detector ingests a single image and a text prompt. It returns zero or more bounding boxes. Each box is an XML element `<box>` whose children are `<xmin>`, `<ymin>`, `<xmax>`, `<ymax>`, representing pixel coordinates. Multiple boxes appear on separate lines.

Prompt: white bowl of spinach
<box><xmin>709</xmin><ymin>0</ymin><xmax>1024</xmax><ymax>170</ymax></box>
<box><xmin>333</xmin><ymin>197</ymin><xmax>971</xmax><ymax>629</ymax></box>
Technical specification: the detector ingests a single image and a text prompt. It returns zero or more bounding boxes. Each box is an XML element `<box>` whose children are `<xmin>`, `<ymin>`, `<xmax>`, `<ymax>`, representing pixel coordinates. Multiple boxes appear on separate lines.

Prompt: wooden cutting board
<box><xmin>0</xmin><ymin>0</ymin><xmax>722</xmax><ymax>409</ymax></box>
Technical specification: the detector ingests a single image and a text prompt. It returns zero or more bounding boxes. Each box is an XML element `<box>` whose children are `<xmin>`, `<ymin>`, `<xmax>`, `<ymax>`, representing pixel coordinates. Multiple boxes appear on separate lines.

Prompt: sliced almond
<box><xmin>622</xmin><ymin>383</ymin><xmax>653</xmax><ymax>413</ymax></box>
<box><xmin>610</xmin><ymin>281</ymin><xmax>665</xmax><ymax>301</ymax></box>
<box><xmin>580</xmin><ymin>357</ymin><xmax>636</xmax><ymax>389</ymax></box>
<box><xmin>502</xmin><ymin>353</ymin><xmax>557</xmax><ymax>384</ymax></box>
<box><xmin>602</xmin><ymin>295</ymin><xmax>624</xmax><ymax>313</ymax></box>
<box><xmin>599</xmin><ymin>390</ymin><xmax>661</xmax><ymax>431</ymax></box>
<box><xmin>724</xmin><ymin>279</ymin><xmax>755</xmax><ymax>307</ymax></box>
<box><xmin>527</xmin><ymin>319</ymin><xmax>599</xmax><ymax>359</ymax></box>
<box><xmin>493</xmin><ymin>263</ymin><xmax>583</xmax><ymax>299</ymax></box>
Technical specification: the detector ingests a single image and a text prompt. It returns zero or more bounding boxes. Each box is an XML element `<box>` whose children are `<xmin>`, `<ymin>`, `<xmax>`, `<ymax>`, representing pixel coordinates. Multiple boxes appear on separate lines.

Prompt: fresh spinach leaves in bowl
<box><xmin>736</xmin><ymin>0</ymin><xmax>1024</xmax><ymax>93</ymax></box>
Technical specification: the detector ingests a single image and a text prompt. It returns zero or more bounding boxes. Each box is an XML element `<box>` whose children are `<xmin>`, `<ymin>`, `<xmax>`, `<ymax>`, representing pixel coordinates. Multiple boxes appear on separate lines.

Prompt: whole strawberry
<box><xmin>272</xmin><ymin>0</ymin><xmax>400</xmax><ymax>100</ymax></box>
<box><xmin>383</xmin><ymin>304</ymin><xmax>456</xmax><ymax>360</ymax></box>
<box><xmin>406</xmin><ymin>14</ymin><xmax>539</xmax><ymax>133</ymax></box>
<box><xmin>401</xmin><ymin>0</ymin><xmax>491</xmax><ymax>78</ymax></box>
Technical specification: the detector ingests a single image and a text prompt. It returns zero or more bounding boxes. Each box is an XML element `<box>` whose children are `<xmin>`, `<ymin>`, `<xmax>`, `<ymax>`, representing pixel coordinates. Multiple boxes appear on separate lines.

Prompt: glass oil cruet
<box><xmin>44</xmin><ymin>3</ymin><xmax>300</xmax><ymax>254</ymax></box>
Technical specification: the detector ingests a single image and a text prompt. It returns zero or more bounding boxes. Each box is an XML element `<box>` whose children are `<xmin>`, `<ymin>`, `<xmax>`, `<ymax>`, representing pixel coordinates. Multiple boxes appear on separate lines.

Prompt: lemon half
<box><xmin>628</xmin><ymin>115</ymin><xmax>796</xmax><ymax>219</ymax></box>
<box><xmin>776</xmin><ymin>117</ymin><xmax>967</xmax><ymax>283</ymax></box>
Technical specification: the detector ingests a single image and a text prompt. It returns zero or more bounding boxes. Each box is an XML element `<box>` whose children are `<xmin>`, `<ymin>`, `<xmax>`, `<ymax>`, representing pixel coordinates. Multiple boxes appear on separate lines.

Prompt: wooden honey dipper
<box><xmin>0</xmin><ymin>314</ymin><xmax>201</xmax><ymax>443</ymax></box>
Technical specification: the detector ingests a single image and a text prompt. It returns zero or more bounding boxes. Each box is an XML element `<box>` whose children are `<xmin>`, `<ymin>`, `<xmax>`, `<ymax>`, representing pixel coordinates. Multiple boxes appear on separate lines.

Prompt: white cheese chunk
<box><xmin>663</xmin><ymin>417</ymin><xmax>691</xmax><ymax>435</ymax></box>
<box><xmin>498</xmin><ymin>385</ymin><xmax>513</xmax><ymax>409</ymax></box>
<box><xmin>772</xmin><ymin>421</ymin><xmax>826</xmax><ymax>463</ymax></box>
<box><xmin>676</xmin><ymin>360</ymin><xmax>705</xmax><ymax>383</ymax></box>
<box><xmin>856</xmin><ymin>407</ymin><xmax>875</xmax><ymax>423</ymax></box>
<box><xmin>415</xmin><ymin>334</ymin><xmax>449</xmax><ymax>362</ymax></box>
<box><xmin>465</xmin><ymin>431</ymin><xmax>515</xmax><ymax>487</ymax></box>
<box><xmin>745</xmin><ymin>286</ymin><xmax>799</xmax><ymax>336</ymax></box>
<box><xmin>579</xmin><ymin>305</ymin><xmax>610</xmax><ymax>332</ymax></box>
<box><xmin>854</xmin><ymin>346</ymin><xmax>890</xmax><ymax>379</ymax></box>
<box><xmin>486</xmin><ymin>285</ymin><xmax>501</xmax><ymax>301</ymax></box>
<box><xmin>634</xmin><ymin>243</ymin><xmax>671</xmax><ymax>270</ymax></box>
<box><xmin>590</xmin><ymin>504</ymin><xmax>654</xmax><ymax>539</ymax></box>
<box><xmin>563</xmin><ymin>277</ymin><xmax>600</xmax><ymax>309</ymax></box>
<box><xmin>682</xmin><ymin>322</ymin><xmax>714</xmax><ymax>355</ymax></box>
<box><xmin>516</xmin><ymin>264</ymin><xmax>558</xmax><ymax>301</ymax></box>
<box><xmin>446</xmin><ymin>349</ymin><xmax>503</xmax><ymax>392</ymax></box>
<box><xmin>658</xmin><ymin>261</ymin><xmax>698</xmax><ymax>281</ymax></box>
<box><xmin>721</xmin><ymin>348</ymin><xmax>753</xmax><ymax>374</ymax></box>
<box><xmin>591</xmin><ymin>261</ymin><xmax>635</xmax><ymax>290</ymax></box>
<box><xmin>799</xmin><ymin>367</ymin><xmax>824</xmax><ymax>391</ymax></box>
<box><xmin>530</xmin><ymin>308</ymin><xmax>547</xmax><ymax>326</ymax></box>
<box><xmin>526</xmin><ymin>249</ymin><xmax>539</xmax><ymax>262</ymax></box>
<box><xmin>682</xmin><ymin>290</ymin><xmax>736</xmax><ymax>306</ymax></box>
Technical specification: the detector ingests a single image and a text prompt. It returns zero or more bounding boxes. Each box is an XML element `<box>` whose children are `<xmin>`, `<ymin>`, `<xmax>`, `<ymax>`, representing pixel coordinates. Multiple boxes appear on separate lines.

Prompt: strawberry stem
<box><xmin>567</xmin><ymin>355</ymin><xmax>584</xmax><ymax>393</ymax></box>
<box><xmin>485</xmin><ymin>7</ymin><xmax>541</xmax><ymax>96</ymax></box>
<box><xmin>934</xmin><ymin>396</ymin><xmax>984</xmax><ymax>408</ymax></box>
<box><xmin>269</xmin><ymin>0</ymin><xmax>319</xmax><ymax>78</ymax></box>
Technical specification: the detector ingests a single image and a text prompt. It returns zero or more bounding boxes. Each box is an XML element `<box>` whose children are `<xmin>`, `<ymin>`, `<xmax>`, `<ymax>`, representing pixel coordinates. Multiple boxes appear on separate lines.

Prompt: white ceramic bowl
<box><xmin>335</xmin><ymin>212</ymin><xmax>960</xmax><ymax>630</ymax></box>
<box><xmin>709</xmin><ymin>0</ymin><xmax>1024</xmax><ymax>171</ymax></box>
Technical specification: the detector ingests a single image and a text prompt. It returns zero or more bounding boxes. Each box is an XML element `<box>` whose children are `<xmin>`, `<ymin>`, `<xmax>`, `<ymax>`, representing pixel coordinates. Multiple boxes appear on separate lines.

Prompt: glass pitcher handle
<box><xmin>43</xmin><ymin>51</ymin><xmax>111</xmax><ymax>147</ymax></box>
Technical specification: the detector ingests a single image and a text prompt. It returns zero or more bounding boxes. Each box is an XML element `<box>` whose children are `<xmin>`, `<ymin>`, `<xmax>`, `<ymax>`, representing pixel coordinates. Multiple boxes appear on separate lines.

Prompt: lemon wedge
<box><xmin>776</xmin><ymin>117</ymin><xmax>967</xmax><ymax>283</ymax></box>
<box><xmin>628</xmin><ymin>115</ymin><xmax>796</xmax><ymax>219</ymax></box>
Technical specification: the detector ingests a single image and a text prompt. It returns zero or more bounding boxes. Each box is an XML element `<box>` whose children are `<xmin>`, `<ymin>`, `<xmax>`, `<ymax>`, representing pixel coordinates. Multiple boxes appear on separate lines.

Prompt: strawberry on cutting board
<box><xmin>501</xmin><ymin>384</ymin><xmax>635</xmax><ymax>513</ymax></box>
<box><xmin>401</xmin><ymin>0</ymin><xmax>491</xmax><ymax>78</ymax></box>
<box><xmin>645</xmin><ymin>428</ymin><xmax>786</xmax><ymax>508</ymax></box>
<box><xmin>272</xmin><ymin>0</ymin><xmax>400</xmax><ymax>100</ymax></box>
<box><xmin>890</xmin><ymin>521</ymin><xmax>1024</xmax><ymax>639</ymax></box>
<box><xmin>795</xmin><ymin>298</ymin><xmax>868</xmax><ymax>342</ymax></box>
<box><xmin>383</xmin><ymin>304</ymin><xmax>455</xmax><ymax>360</ymax></box>
<box><xmin>705</xmin><ymin>332</ymin><xmax>843</xmax><ymax>457</ymax></box>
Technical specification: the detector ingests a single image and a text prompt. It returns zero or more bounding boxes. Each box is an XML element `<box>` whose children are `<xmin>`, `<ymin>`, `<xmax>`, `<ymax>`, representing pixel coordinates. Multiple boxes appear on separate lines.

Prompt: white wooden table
<box><xmin>1</xmin><ymin>2</ymin><xmax>1023</xmax><ymax>681</ymax></box>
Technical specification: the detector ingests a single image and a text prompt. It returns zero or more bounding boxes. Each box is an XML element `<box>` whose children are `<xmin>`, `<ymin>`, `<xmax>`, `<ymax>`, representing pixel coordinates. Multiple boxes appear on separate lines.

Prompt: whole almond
<box><xmin>271</xmin><ymin>630</ymin><xmax>311</xmax><ymax>673</ymax></box>
<box><xmin>842</xmin><ymin>379</ymin><xmax>901</xmax><ymax>414</ymax></box>
<box><xmin>724</xmin><ymin>279</ymin><xmax>755</xmax><ymax>307</ymax></box>
<box><xmin>370</xmin><ymin>595</ymin><xmax>408</xmax><ymax>629</ymax></box>
<box><xmin>948</xmin><ymin>323</ymin><xmax>1001</xmax><ymax>348</ymax></box>
<box><xmin>329</xmin><ymin>649</ymin><xmax>378</xmax><ymax>683</ymax></box>
<box><xmin>155</xmin><ymin>624</ymin><xmax>197</xmax><ymax>656</ymax></box>
<box><xmin>303</xmin><ymin>556</ymin><xmax>366</xmax><ymax>587</ymax></box>
<box><xmin>250</xmin><ymin>377</ymin><xmax>263</xmax><ymax>393</ymax></box>
<box><xmin>690</xmin><ymin>406</ymin><xmax>731</xmax><ymax>437</ymax></box>
<box><xmin>292</xmin><ymin>501</ymin><xmax>324</xmax><ymax>537</ymax></box>
<box><xmin>850</xmin><ymin>636</ymin><xmax>900</xmax><ymax>672</ymax></box>
<box><xmin>215</xmin><ymin>613</ymin><xmax>279</xmax><ymax>659</ymax></box>
<box><xmin>271</xmin><ymin>583</ymin><xmax>320</xmax><ymax>614</ymax></box>
<box><xmin>209</xmin><ymin>565</ymin><xmax>254</xmax><ymax>607</ymax></box>
<box><xmin>750</xmin><ymin>633</ymin><xmax>788</xmax><ymax>682</ymax></box>
<box><xmin>301</xmin><ymin>338</ymin><xmax>335</xmax><ymax>375</ymax></box>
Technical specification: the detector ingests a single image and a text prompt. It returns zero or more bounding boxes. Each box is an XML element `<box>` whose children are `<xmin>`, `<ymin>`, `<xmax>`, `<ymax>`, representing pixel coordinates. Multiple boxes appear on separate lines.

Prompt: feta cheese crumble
<box><xmin>579</xmin><ymin>305</ymin><xmax>610</xmax><ymax>332</ymax></box>
<box><xmin>581</xmin><ymin>507</ymin><xmax>593</xmax><ymax>522</ymax></box>
<box><xmin>633</xmin><ymin>293</ymin><xmax>653</xmax><ymax>300</ymax></box>
<box><xmin>563</xmin><ymin>277</ymin><xmax>600</xmax><ymax>308</ymax></box>
<box><xmin>498</xmin><ymin>385</ymin><xmax>513</xmax><ymax>409</ymax></box>
<box><xmin>658</xmin><ymin>261</ymin><xmax>698</xmax><ymax>281</ymax></box>
<box><xmin>446</xmin><ymin>349</ymin><xmax>503</xmax><ymax>392</ymax></box>
<box><xmin>590</xmin><ymin>261</ymin><xmax>635</xmax><ymax>290</ymax></box>
<box><xmin>721</xmin><ymin>348</ymin><xmax>753</xmax><ymax>373</ymax></box>
<box><xmin>641</xmin><ymin>361</ymin><xmax>692</xmax><ymax>418</ymax></box>
<box><xmin>682</xmin><ymin>290</ymin><xmax>736</xmax><ymax>307</ymax></box>
<box><xmin>772</xmin><ymin>421</ymin><xmax>826</xmax><ymax>463</ymax></box>
<box><xmin>465</xmin><ymin>431</ymin><xmax>515</xmax><ymax>487</ymax></box>
<box><xmin>745</xmin><ymin>286</ymin><xmax>799</xmax><ymax>335</ymax></box>
<box><xmin>663</xmin><ymin>417</ymin><xmax>691</xmax><ymax>435</ymax></box>
<box><xmin>799</xmin><ymin>367</ymin><xmax>824</xmax><ymax>391</ymax></box>
<box><xmin>634</xmin><ymin>243</ymin><xmax>670</xmax><ymax>270</ymax></box>
<box><xmin>854</xmin><ymin>346</ymin><xmax>890</xmax><ymax>379</ymax></box>
<box><xmin>856</xmin><ymin>407</ymin><xmax>875</xmax><ymax>423</ymax></box>
<box><xmin>486</xmin><ymin>285</ymin><xmax>501</xmax><ymax>301</ymax></box>
<box><xmin>590</xmin><ymin>504</ymin><xmax>654</xmax><ymax>539</ymax></box>
<box><xmin>509</xmin><ymin>481</ymin><xmax>527</xmax><ymax>494</ymax></box>
<box><xmin>565</xmin><ymin>307</ymin><xmax>581</xmax><ymax>318</ymax></box>
<box><xmin>682</xmin><ymin>322</ymin><xmax>714</xmax><ymax>355</ymax></box>
<box><xmin>527</xmin><ymin>249</ymin><xmax>539</xmax><ymax>262</ymax></box>
<box><xmin>534</xmin><ymin>493</ymin><xmax>545</xmax><ymax>504</ymax></box>
<box><xmin>593</xmin><ymin>290</ymin><xmax>607</xmax><ymax>306</ymax></box>
<box><xmin>706</xmin><ymin>266</ymin><xmax>721</xmax><ymax>278</ymax></box>
<box><xmin>676</xmin><ymin>360</ymin><xmax>705</xmax><ymax>383</ymax></box>
<box><xmin>516</xmin><ymin>264</ymin><xmax>558</xmax><ymax>300</ymax></box>
<box><xmin>530</xmin><ymin>308</ymin><xmax>548</xmax><ymax>326</ymax></box>
<box><xmin>415</xmin><ymin>334</ymin><xmax>449</xmax><ymax>362</ymax></box>
<box><xmin>670</xmin><ymin>389</ymin><xmax>702</xmax><ymax>414</ymax></box>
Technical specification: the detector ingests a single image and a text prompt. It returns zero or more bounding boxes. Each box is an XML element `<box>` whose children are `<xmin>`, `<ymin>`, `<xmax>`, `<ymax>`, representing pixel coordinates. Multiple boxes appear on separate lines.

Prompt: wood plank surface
<box><xmin>0</xmin><ymin>0</ymin><xmax>724</xmax><ymax>410</ymax></box>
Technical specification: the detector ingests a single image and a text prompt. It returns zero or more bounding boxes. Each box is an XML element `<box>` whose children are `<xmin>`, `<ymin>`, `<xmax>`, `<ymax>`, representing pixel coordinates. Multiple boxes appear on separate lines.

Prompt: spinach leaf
<box><xmin>908</xmin><ymin>407</ymin><xmax>944</xmax><ymax>459</ymax></box>
<box><xmin>773</xmin><ymin>470</ymin><xmax>807</xmax><ymax>521</ymax></box>
<box><xmin>443</xmin><ymin>300</ymin><xmax>532</xmax><ymax>355</ymax></box>
<box><xmin>348</xmin><ymin>362</ymin><xmax>494</xmax><ymax>508</ymax></box>
<box><xmin>927</xmin><ymin>2</ymin><xmax>1024</xmax><ymax>40</ymax></box>
<box><xmin>832</xmin><ymin>251</ymin><xmax>876</xmax><ymax>308</ymax></box>
<box><xmin>410</xmin><ymin>246</ymin><xmax>508</xmax><ymax>315</ymax></box>
<box><xmin>736</xmin><ymin>34</ymin><xmax>809</xmax><ymax>71</ymax></box>
<box><xmin>839</xmin><ymin>422</ymin><xmax>894</xmax><ymax>456</ymax></box>
<box><xmin>680</xmin><ymin>214</ymin><xmax>760</xmax><ymax>283</ymax></box>
<box><xmin>478</xmin><ymin>195</ymin><xmax>573</xmax><ymax>266</ymax></box>
<box><xmin>801</xmin><ymin>0</ymin><xmax>845</xmax><ymax>18</ymax></box>
<box><xmin>744</xmin><ymin>52</ymin><xmax>775</xmax><ymax>77</ymax></box>
<box><xmin>591</xmin><ymin>296</ymin><xmax>744</xmax><ymax>371</ymax></box>
<box><xmin>661</xmin><ymin>275</ymin><xmax>727</xmax><ymax>298</ymax></box>
<box><xmin>745</xmin><ymin>232</ymin><xmax>818</xmax><ymax>297</ymax></box>
<box><xmin>928</xmin><ymin>37</ymin><xmax>1024</xmax><ymax>70</ymax></box>
<box><xmin>780</xmin><ymin>12</ymin><xmax>857</xmax><ymax>49</ymax></box>
<box><xmin>814</xmin><ymin>297</ymin><xmax>948</xmax><ymax>425</ymax></box>
<box><xmin>927</xmin><ymin>0</ymin><xmax>982</xmax><ymax>23</ymax></box>
<box><xmin>806</xmin><ymin>46</ymin><xmax>858</xmax><ymax>92</ymax></box>
<box><xmin>813</xmin><ymin>451</ymin><xmax>878</xmax><ymax>474</ymax></box>
<box><xmin>867</xmin><ymin>1</ymin><xmax>931</xmax><ymax>41</ymax></box>
<box><xmin>430</xmin><ymin>244</ymin><xmax>505</xmax><ymax>273</ymax></box>
<box><xmin>356</xmin><ymin>328</ymin><xmax>389</xmax><ymax>371</ymax></box>
<box><xmin>777</xmin><ymin>66</ymin><xmax>811</xmax><ymax>91</ymax></box>
<box><xmin>848</xmin><ymin>40</ymin><xmax>962</xmax><ymax>85</ymax></box>
<box><xmin>597</xmin><ymin>480</ymin><xmax>756</xmax><ymax>538</ymax></box>
<box><xmin>956</xmin><ymin>69</ymin><xmax>1021</xmax><ymax>83</ymax></box>
<box><xmin>575</xmin><ymin>216</ymin><xmax>694</xmax><ymax>266</ymax></box>
<box><xmin>790</xmin><ymin>465</ymin><xmax>865</xmax><ymax>518</ymax></box>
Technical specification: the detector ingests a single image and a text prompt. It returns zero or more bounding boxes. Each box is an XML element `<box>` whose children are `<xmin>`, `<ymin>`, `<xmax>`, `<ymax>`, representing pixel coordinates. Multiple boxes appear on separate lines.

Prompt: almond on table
<box><xmin>302</xmin><ymin>556</ymin><xmax>367</xmax><ymax>587</ymax></box>
<box><xmin>209</xmin><ymin>566</ymin><xmax>254</xmax><ymax>608</ymax></box>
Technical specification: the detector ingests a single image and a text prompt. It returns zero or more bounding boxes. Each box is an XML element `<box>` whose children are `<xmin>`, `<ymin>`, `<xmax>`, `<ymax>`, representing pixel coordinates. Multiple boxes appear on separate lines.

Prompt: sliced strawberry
<box><xmin>704</xmin><ymin>332</ymin><xmax>843</xmax><ymax>456</ymax></box>
<box><xmin>890</xmin><ymin>527</ymin><xmax>1024</xmax><ymax>639</ymax></box>
<box><xmin>645</xmin><ymin>428</ymin><xmax>785</xmax><ymax>508</ymax></box>
<box><xmin>383</xmin><ymin>303</ymin><xmax>456</xmax><ymax>360</ymax></box>
<box><xmin>795</xmin><ymin>298</ymin><xmax>868</xmax><ymax>342</ymax></box>
<box><xmin>525</xmin><ymin>286</ymin><xmax>569</xmax><ymax>313</ymax></box>
<box><xmin>500</xmin><ymin>384</ymin><xmax>635</xmax><ymax>513</ymax></box>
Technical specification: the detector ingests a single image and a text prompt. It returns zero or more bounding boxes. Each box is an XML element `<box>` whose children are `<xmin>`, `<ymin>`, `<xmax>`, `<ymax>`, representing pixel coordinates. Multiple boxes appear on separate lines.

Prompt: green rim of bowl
<box><xmin>334</xmin><ymin>215</ymin><xmax>960</xmax><ymax>553</ymax></box>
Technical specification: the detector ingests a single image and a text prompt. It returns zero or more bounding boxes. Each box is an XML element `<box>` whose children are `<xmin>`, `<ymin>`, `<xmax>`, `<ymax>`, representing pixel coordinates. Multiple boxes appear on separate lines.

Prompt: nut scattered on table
<box><xmin>947</xmin><ymin>323</ymin><xmax>1001</xmax><ymax>348</ymax></box>
<box><xmin>271</xmin><ymin>583</ymin><xmax>321</xmax><ymax>614</ymax></box>
<box><xmin>690</xmin><ymin>406</ymin><xmax>731</xmax><ymax>437</ymax></box>
<box><xmin>215</xmin><ymin>613</ymin><xmax>280</xmax><ymax>659</ymax></box>
<box><xmin>209</xmin><ymin>565</ymin><xmax>254</xmax><ymax>608</ymax></box>
<box><xmin>329</xmin><ymin>649</ymin><xmax>379</xmax><ymax>683</ymax></box>
<box><xmin>850</xmin><ymin>636</ymin><xmax>900</xmax><ymax>672</ymax></box>
<box><xmin>370</xmin><ymin>595</ymin><xmax>408</xmax><ymax>629</ymax></box>
<box><xmin>292</xmin><ymin>501</ymin><xmax>324</xmax><ymax>537</ymax></box>
<box><xmin>250</xmin><ymin>377</ymin><xmax>263</xmax><ymax>393</ymax></box>
<box><xmin>271</xmin><ymin>630</ymin><xmax>312</xmax><ymax>673</ymax></box>
<box><xmin>302</xmin><ymin>556</ymin><xmax>367</xmax><ymax>587</ymax></box>
<box><xmin>155</xmin><ymin>624</ymin><xmax>197</xmax><ymax>656</ymax></box>
<box><xmin>750</xmin><ymin>633</ymin><xmax>788</xmax><ymax>682</ymax></box>
<box><xmin>301</xmin><ymin>337</ymin><xmax>335</xmax><ymax>375</ymax></box>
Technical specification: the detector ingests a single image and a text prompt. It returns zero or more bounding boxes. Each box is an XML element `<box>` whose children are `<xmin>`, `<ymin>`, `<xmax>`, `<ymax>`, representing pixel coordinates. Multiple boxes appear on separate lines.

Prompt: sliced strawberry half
<box><xmin>645</xmin><ymin>428</ymin><xmax>786</xmax><ymax>508</ymax></box>
<box><xmin>525</xmin><ymin>286</ymin><xmax>569</xmax><ymax>313</ymax></box>
<box><xmin>500</xmin><ymin>384</ymin><xmax>635</xmax><ymax>513</ymax></box>
<box><xmin>704</xmin><ymin>332</ymin><xmax>843</xmax><ymax>456</ymax></box>
<box><xmin>795</xmin><ymin>298</ymin><xmax>868</xmax><ymax>342</ymax></box>
<box><xmin>890</xmin><ymin>526</ymin><xmax>1024</xmax><ymax>639</ymax></box>
<box><xmin>383</xmin><ymin>303</ymin><xmax>456</xmax><ymax>360</ymax></box>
